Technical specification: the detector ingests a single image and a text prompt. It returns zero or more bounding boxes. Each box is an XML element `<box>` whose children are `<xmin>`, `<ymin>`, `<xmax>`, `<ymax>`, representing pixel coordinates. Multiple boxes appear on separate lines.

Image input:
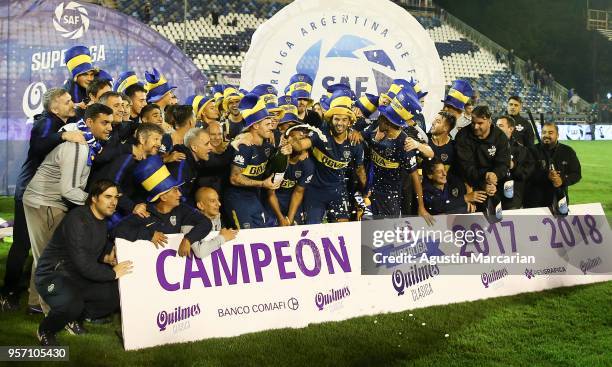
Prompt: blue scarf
<box><xmin>76</xmin><ymin>119</ymin><xmax>103</xmax><ymax>166</ymax></box>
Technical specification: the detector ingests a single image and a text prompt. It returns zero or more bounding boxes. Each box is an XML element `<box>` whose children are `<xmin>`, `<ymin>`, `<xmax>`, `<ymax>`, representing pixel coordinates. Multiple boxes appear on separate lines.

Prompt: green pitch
<box><xmin>0</xmin><ymin>140</ymin><xmax>610</xmax><ymax>366</ymax></box>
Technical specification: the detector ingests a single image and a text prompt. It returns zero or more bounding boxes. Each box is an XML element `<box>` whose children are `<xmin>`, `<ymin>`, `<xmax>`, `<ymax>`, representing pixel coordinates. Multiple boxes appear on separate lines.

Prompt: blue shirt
<box><xmin>229</xmin><ymin>141</ymin><xmax>274</xmax><ymax>195</ymax></box>
<box><xmin>427</xmin><ymin>133</ymin><xmax>455</xmax><ymax>172</ymax></box>
<box><xmin>309</xmin><ymin>123</ymin><xmax>364</xmax><ymax>189</ymax></box>
<box><xmin>276</xmin><ymin>157</ymin><xmax>315</xmax><ymax>205</ymax></box>
<box><xmin>362</xmin><ymin>125</ymin><xmax>417</xmax><ymax>193</ymax></box>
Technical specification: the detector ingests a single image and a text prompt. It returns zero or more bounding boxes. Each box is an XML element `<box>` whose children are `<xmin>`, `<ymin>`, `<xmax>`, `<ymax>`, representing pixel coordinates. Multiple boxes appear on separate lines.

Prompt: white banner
<box><xmin>239</xmin><ymin>0</ymin><xmax>445</xmax><ymax>123</ymax></box>
<box><xmin>117</xmin><ymin>203</ymin><xmax>612</xmax><ymax>350</ymax></box>
<box><xmin>594</xmin><ymin>125</ymin><xmax>612</xmax><ymax>140</ymax></box>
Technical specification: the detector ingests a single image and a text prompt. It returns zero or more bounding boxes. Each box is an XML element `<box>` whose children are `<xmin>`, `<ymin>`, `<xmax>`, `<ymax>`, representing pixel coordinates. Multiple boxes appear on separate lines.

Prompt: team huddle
<box><xmin>1</xmin><ymin>44</ymin><xmax>582</xmax><ymax>345</ymax></box>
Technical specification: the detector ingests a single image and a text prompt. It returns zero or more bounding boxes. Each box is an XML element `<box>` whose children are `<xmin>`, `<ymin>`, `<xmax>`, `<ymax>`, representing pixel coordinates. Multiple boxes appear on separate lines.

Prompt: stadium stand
<box><xmin>115</xmin><ymin>0</ymin><xmax>567</xmax><ymax>113</ymax></box>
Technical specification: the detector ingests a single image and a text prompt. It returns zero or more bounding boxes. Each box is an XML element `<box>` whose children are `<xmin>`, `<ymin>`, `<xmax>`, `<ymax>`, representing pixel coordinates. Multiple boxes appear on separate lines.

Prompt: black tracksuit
<box><xmin>2</xmin><ymin>112</ymin><xmax>66</xmax><ymax>297</ymax></box>
<box><xmin>167</xmin><ymin>145</ymin><xmax>200</xmax><ymax>206</ymax></box>
<box><xmin>35</xmin><ymin>206</ymin><xmax>118</xmax><ymax>334</ymax></box>
<box><xmin>502</xmin><ymin>135</ymin><xmax>534</xmax><ymax>209</ymax></box>
<box><xmin>112</xmin><ymin>203</ymin><xmax>212</xmax><ymax>244</ymax></box>
<box><xmin>455</xmin><ymin>125</ymin><xmax>511</xmax><ymax>190</ymax></box>
<box><xmin>87</xmin><ymin>151</ymin><xmax>145</xmax><ymax>216</ymax></box>
<box><xmin>524</xmin><ymin>142</ymin><xmax>581</xmax><ymax>208</ymax></box>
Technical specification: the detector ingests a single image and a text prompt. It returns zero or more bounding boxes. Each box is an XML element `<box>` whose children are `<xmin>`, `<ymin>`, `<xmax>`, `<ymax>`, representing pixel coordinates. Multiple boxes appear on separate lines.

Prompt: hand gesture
<box><xmin>404</xmin><ymin>137</ymin><xmax>420</xmax><ymax>152</ymax></box>
<box><xmin>485</xmin><ymin>183</ymin><xmax>497</xmax><ymax>196</ymax></box>
<box><xmin>132</xmin><ymin>145</ymin><xmax>146</xmax><ymax>160</ymax></box>
<box><xmin>262</xmin><ymin>175</ymin><xmax>281</xmax><ymax>190</ymax></box>
<box><xmin>113</xmin><ymin>260</ymin><xmax>133</xmax><ymax>279</ymax></box>
<box><xmin>485</xmin><ymin>172</ymin><xmax>498</xmax><ymax>185</ymax></box>
<box><xmin>418</xmin><ymin>207</ymin><xmax>435</xmax><ymax>226</ymax></box>
<box><xmin>348</xmin><ymin>130</ymin><xmax>363</xmax><ymax>146</ymax></box>
<box><xmin>151</xmin><ymin>231</ymin><xmax>168</xmax><ymax>248</ymax></box>
<box><xmin>279</xmin><ymin>137</ymin><xmax>293</xmax><ymax>155</ymax></box>
<box><xmin>62</xmin><ymin>130</ymin><xmax>87</xmax><ymax>145</ymax></box>
<box><xmin>178</xmin><ymin>237</ymin><xmax>191</xmax><ymax>257</ymax></box>
<box><xmin>220</xmin><ymin>228</ymin><xmax>238</xmax><ymax>241</ymax></box>
<box><xmin>465</xmin><ymin>190</ymin><xmax>488</xmax><ymax>204</ymax></box>
<box><xmin>163</xmin><ymin>151</ymin><xmax>186</xmax><ymax>163</ymax></box>
<box><xmin>132</xmin><ymin>203</ymin><xmax>150</xmax><ymax>218</ymax></box>
<box><xmin>103</xmin><ymin>246</ymin><xmax>118</xmax><ymax>266</ymax></box>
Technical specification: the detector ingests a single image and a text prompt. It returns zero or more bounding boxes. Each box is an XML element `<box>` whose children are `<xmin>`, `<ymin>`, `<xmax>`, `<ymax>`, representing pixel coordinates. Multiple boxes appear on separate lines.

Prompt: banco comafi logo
<box><xmin>296</xmin><ymin>34</ymin><xmax>396</xmax><ymax>95</ymax></box>
<box><xmin>53</xmin><ymin>1</ymin><xmax>90</xmax><ymax>40</ymax></box>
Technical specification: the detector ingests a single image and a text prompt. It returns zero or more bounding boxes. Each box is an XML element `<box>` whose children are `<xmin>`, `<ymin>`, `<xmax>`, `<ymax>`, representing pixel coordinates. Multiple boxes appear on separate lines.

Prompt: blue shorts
<box><xmin>223</xmin><ymin>188</ymin><xmax>267</xmax><ymax>229</ymax></box>
<box><xmin>303</xmin><ymin>185</ymin><xmax>351</xmax><ymax>224</ymax></box>
<box><xmin>265</xmin><ymin>193</ymin><xmax>305</xmax><ymax>225</ymax></box>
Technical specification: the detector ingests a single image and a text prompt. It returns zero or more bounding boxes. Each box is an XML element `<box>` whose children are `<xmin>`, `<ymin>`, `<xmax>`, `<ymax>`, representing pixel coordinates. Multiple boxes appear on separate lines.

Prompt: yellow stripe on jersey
<box><xmin>371</xmin><ymin>150</ymin><xmax>400</xmax><ymax>169</ymax></box>
<box><xmin>311</xmin><ymin>147</ymin><xmax>349</xmax><ymax>169</ymax></box>
<box><xmin>241</xmin><ymin>162</ymin><xmax>268</xmax><ymax>177</ymax></box>
<box><xmin>281</xmin><ymin>179</ymin><xmax>296</xmax><ymax>189</ymax></box>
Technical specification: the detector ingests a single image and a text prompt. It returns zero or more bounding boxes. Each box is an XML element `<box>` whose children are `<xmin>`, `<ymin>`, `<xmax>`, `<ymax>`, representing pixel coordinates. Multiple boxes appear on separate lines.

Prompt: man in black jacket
<box><xmin>506</xmin><ymin>96</ymin><xmax>535</xmax><ymax>148</ymax></box>
<box><xmin>455</xmin><ymin>105</ymin><xmax>511</xmax><ymax>214</ymax></box>
<box><xmin>34</xmin><ymin>180</ymin><xmax>132</xmax><ymax>346</ymax></box>
<box><xmin>525</xmin><ymin>122</ymin><xmax>581</xmax><ymax>209</ymax></box>
<box><xmin>1</xmin><ymin>88</ymin><xmax>86</xmax><ymax>312</ymax></box>
<box><xmin>496</xmin><ymin>115</ymin><xmax>534</xmax><ymax>209</ymax></box>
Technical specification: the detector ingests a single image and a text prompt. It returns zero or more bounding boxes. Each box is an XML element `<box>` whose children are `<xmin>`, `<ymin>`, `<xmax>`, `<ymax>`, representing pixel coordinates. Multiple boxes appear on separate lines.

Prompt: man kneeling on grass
<box><xmin>35</xmin><ymin>180</ymin><xmax>133</xmax><ymax>346</ymax></box>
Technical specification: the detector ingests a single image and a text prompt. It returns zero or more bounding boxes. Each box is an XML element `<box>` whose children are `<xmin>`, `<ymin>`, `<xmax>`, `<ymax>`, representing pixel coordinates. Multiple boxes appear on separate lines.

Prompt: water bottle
<box><xmin>549</xmin><ymin>163</ymin><xmax>569</xmax><ymax>216</ymax></box>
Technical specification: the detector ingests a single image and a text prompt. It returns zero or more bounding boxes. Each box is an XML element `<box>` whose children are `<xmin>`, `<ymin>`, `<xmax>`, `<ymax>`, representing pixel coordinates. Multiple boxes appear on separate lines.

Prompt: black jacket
<box><xmin>15</xmin><ymin>112</ymin><xmax>66</xmax><ymax>200</ymax></box>
<box><xmin>509</xmin><ymin>114</ymin><xmax>535</xmax><ymax>149</ymax></box>
<box><xmin>198</xmin><ymin>148</ymin><xmax>234</xmax><ymax>195</ymax></box>
<box><xmin>112</xmin><ymin>203</ymin><xmax>212</xmax><ymax>244</ymax></box>
<box><xmin>35</xmin><ymin>206</ymin><xmax>115</xmax><ymax>283</ymax></box>
<box><xmin>502</xmin><ymin>136</ymin><xmax>534</xmax><ymax>209</ymax></box>
<box><xmin>455</xmin><ymin>125</ymin><xmax>511</xmax><ymax>190</ymax></box>
<box><xmin>88</xmin><ymin>151</ymin><xmax>145</xmax><ymax>215</ymax></box>
<box><xmin>167</xmin><ymin>144</ymin><xmax>200</xmax><ymax>205</ymax></box>
<box><xmin>525</xmin><ymin>142</ymin><xmax>581</xmax><ymax>208</ymax></box>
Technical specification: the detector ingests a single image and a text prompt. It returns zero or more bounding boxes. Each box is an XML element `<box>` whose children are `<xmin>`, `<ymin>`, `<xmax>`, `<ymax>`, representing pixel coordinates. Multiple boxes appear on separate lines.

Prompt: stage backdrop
<box><xmin>239</xmin><ymin>0</ymin><xmax>445</xmax><ymax>124</ymax></box>
<box><xmin>0</xmin><ymin>0</ymin><xmax>207</xmax><ymax>195</ymax></box>
<box><xmin>117</xmin><ymin>204</ymin><xmax>612</xmax><ymax>351</ymax></box>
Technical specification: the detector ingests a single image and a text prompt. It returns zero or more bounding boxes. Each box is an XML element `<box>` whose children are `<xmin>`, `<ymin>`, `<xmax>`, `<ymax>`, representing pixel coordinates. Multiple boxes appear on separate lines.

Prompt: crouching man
<box><xmin>35</xmin><ymin>180</ymin><xmax>133</xmax><ymax>346</ymax></box>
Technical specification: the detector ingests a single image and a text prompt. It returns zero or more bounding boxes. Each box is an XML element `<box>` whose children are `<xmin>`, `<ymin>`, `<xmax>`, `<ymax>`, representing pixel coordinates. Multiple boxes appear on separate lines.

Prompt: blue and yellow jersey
<box><xmin>276</xmin><ymin>157</ymin><xmax>315</xmax><ymax>204</ymax></box>
<box><xmin>309</xmin><ymin>123</ymin><xmax>364</xmax><ymax>189</ymax></box>
<box><xmin>427</xmin><ymin>133</ymin><xmax>455</xmax><ymax>173</ymax></box>
<box><xmin>362</xmin><ymin>125</ymin><xmax>417</xmax><ymax>194</ymax></box>
<box><xmin>229</xmin><ymin>141</ymin><xmax>274</xmax><ymax>194</ymax></box>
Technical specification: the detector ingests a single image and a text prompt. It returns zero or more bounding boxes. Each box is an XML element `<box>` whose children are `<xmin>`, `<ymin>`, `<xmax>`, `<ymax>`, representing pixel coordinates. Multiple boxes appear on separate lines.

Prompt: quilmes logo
<box><xmin>156</xmin><ymin>303</ymin><xmax>201</xmax><ymax>331</ymax></box>
<box><xmin>53</xmin><ymin>1</ymin><xmax>90</xmax><ymax>40</ymax></box>
<box><xmin>315</xmin><ymin>286</ymin><xmax>351</xmax><ymax>310</ymax></box>
<box><xmin>23</xmin><ymin>82</ymin><xmax>47</xmax><ymax>123</ymax></box>
<box><xmin>481</xmin><ymin>268</ymin><xmax>508</xmax><ymax>288</ymax></box>
<box><xmin>392</xmin><ymin>264</ymin><xmax>440</xmax><ymax>296</ymax></box>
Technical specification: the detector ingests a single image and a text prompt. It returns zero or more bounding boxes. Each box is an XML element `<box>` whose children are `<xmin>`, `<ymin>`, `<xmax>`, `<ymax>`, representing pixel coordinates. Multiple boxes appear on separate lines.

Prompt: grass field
<box><xmin>0</xmin><ymin>140</ymin><xmax>610</xmax><ymax>366</ymax></box>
